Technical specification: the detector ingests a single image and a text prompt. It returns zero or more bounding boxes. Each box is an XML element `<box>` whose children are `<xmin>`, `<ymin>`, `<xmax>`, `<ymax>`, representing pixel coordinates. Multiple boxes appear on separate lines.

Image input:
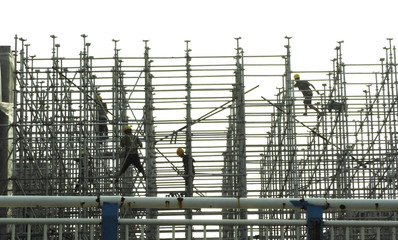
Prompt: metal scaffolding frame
<box><xmin>1</xmin><ymin>35</ymin><xmax>398</xmax><ymax>239</ymax></box>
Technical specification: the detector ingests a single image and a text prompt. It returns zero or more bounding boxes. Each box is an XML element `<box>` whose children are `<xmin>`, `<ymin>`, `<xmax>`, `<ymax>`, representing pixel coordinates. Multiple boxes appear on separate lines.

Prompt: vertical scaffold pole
<box><xmin>184</xmin><ymin>40</ymin><xmax>193</xmax><ymax>240</ymax></box>
<box><xmin>79</xmin><ymin>35</ymin><xmax>90</xmax><ymax>236</ymax></box>
<box><xmin>185</xmin><ymin>40</ymin><xmax>193</xmax><ymax>198</ymax></box>
<box><xmin>222</xmin><ymin>111</ymin><xmax>235</xmax><ymax>238</ymax></box>
<box><xmin>338</xmin><ymin>41</ymin><xmax>351</xmax><ymax>198</ymax></box>
<box><xmin>11</xmin><ymin>36</ymin><xmax>18</xmax><ymax>206</ymax></box>
<box><xmin>386</xmin><ymin>38</ymin><xmax>398</xmax><ymax>162</ymax></box>
<box><xmin>284</xmin><ymin>36</ymin><xmax>298</xmax><ymax>197</ymax></box>
<box><xmin>285</xmin><ymin>36</ymin><xmax>301</xmax><ymax>238</ymax></box>
<box><xmin>112</xmin><ymin>39</ymin><xmax>123</xmax><ymax>188</ymax></box>
<box><xmin>17</xmin><ymin>38</ymin><xmax>26</xmax><ymax>195</ymax></box>
<box><xmin>0</xmin><ymin>44</ymin><xmax>14</xmax><ymax>239</ymax></box>
<box><xmin>234</xmin><ymin>37</ymin><xmax>247</xmax><ymax>239</ymax></box>
<box><xmin>143</xmin><ymin>40</ymin><xmax>157</xmax><ymax>240</ymax></box>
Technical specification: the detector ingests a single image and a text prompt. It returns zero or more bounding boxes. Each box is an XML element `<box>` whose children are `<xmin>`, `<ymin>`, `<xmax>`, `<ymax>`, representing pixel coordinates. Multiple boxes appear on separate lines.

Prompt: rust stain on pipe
<box><xmin>96</xmin><ymin>195</ymin><xmax>101</xmax><ymax>208</ymax></box>
<box><xmin>120</xmin><ymin>197</ymin><xmax>125</xmax><ymax>208</ymax></box>
<box><xmin>165</xmin><ymin>201</ymin><xmax>170</xmax><ymax>208</ymax></box>
<box><xmin>177</xmin><ymin>197</ymin><xmax>183</xmax><ymax>208</ymax></box>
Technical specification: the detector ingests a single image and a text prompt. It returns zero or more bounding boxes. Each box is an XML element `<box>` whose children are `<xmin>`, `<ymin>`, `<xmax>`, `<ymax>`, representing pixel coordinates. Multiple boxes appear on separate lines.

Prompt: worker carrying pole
<box><xmin>293</xmin><ymin>74</ymin><xmax>322</xmax><ymax>116</ymax></box>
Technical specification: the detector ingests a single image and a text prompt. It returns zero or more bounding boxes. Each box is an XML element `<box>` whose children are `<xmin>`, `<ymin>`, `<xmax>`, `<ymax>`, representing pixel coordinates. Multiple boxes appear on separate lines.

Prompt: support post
<box><xmin>0</xmin><ymin>46</ymin><xmax>14</xmax><ymax>240</ymax></box>
<box><xmin>234</xmin><ymin>37</ymin><xmax>248</xmax><ymax>239</ymax></box>
<box><xmin>143</xmin><ymin>40</ymin><xmax>157</xmax><ymax>240</ymax></box>
<box><xmin>184</xmin><ymin>40</ymin><xmax>193</xmax><ymax>240</ymax></box>
<box><xmin>307</xmin><ymin>205</ymin><xmax>324</xmax><ymax>240</ymax></box>
<box><xmin>102</xmin><ymin>202</ymin><xmax>118</xmax><ymax>240</ymax></box>
<box><xmin>284</xmin><ymin>36</ymin><xmax>301</xmax><ymax>238</ymax></box>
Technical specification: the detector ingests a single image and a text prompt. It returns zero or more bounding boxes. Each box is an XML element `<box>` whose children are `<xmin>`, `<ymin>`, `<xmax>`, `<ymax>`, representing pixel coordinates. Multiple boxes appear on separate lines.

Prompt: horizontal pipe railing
<box><xmin>2</xmin><ymin>218</ymin><xmax>398</xmax><ymax>227</ymax></box>
<box><xmin>0</xmin><ymin>196</ymin><xmax>397</xmax><ymax>210</ymax></box>
<box><xmin>2</xmin><ymin>197</ymin><xmax>398</xmax><ymax>240</ymax></box>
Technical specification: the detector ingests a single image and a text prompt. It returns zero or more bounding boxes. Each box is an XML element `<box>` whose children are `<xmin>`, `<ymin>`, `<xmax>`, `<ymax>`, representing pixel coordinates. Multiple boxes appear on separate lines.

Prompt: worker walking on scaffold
<box><xmin>115</xmin><ymin>126</ymin><xmax>146</xmax><ymax>183</ymax></box>
<box><xmin>176</xmin><ymin>148</ymin><xmax>195</xmax><ymax>193</ymax></box>
<box><xmin>293</xmin><ymin>74</ymin><xmax>322</xmax><ymax>117</ymax></box>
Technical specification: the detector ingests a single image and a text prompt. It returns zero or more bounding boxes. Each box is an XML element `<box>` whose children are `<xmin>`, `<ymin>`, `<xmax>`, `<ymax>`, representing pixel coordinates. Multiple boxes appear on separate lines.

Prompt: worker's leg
<box><xmin>120</xmin><ymin>158</ymin><xmax>132</xmax><ymax>175</ymax></box>
<box><xmin>98</xmin><ymin>119</ymin><xmax>108</xmax><ymax>139</ymax></box>
<box><xmin>115</xmin><ymin>156</ymin><xmax>132</xmax><ymax>182</ymax></box>
<box><xmin>104</xmin><ymin>124</ymin><xmax>108</xmax><ymax>136</ymax></box>
<box><xmin>184</xmin><ymin>174</ymin><xmax>189</xmax><ymax>188</ymax></box>
<box><xmin>309</xmin><ymin>104</ymin><xmax>321</xmax><ymax>113</ymax></box>
<box><xmin>132</xmin><ymin>154</ymin><xmax>146</xmax><ymax>178</ymax></box>
<box><xmin>303</xmin><ymin>96</ymin><xmax>312</xmax><ymax>115</ymax></box>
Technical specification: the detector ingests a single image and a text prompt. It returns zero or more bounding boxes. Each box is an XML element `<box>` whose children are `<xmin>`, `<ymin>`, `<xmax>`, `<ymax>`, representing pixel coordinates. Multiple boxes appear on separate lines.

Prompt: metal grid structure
<box><xmin>2</xmin><ymin>35</ymin><xmax>398</xmax><ymax>239</ymax></box>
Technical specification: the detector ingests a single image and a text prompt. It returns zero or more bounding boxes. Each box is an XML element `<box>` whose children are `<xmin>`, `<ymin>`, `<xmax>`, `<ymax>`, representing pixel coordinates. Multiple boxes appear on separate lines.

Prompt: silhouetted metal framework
<box><xmin>2</xmin><ymin>35</ymin><xmax>398</xmax><ymax>239</ymax></box>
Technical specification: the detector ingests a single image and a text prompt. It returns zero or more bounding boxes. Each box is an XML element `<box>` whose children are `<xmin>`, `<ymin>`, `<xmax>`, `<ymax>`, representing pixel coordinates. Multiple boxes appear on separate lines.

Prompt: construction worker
<box><xmin>115</xmin><ymin>126</ymin><xmax>145</xmax><ymax>182</ymax></box>
<box><xmin>293</xmin><ymin>74</ymin><xmax>322</xmax><ymax>116</ymax></box>
<box><xmin>73</xmin><ymin>151</ymin><xmax>92</xmax><ymax>192</ymax></box>
<box><xmin>177</xmin><ymin>148</ymin><xmax>195</xmax><ymax>189</ymax></box>
<box><xmin>97</xmin><ymin>95</ymin><xmax>108</xmax><ymax>140</ymax></box>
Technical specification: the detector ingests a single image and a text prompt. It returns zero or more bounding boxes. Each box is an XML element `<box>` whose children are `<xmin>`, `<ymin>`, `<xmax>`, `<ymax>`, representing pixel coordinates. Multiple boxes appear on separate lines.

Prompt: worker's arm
<box><xmin>136</xmin><ymin>137</ymin><xmax>143</xmax><ymax>148</ymax></box>
<box><xmin>310</xmin><ymin>83</ymin><xmax>321</xmax><ymax>95</ymax></box>
<box><xmin>120</xmin><ymin>136</ymin><xmax>126</xmax><ymax>147</ymax></box>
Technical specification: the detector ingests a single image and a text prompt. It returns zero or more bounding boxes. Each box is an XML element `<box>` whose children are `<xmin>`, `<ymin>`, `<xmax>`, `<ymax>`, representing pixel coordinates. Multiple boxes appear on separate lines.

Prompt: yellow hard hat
<box><xmin>98</xmin><ymin>95</ymin><xmax>102</xmax><ymax>99</ymax></box>
<box><xmin>294</xmin><ymin>74</ymin><xmax>300</xmax><ymax>80</ymax></box>
<box><xmin>81</xmin><ymin>151</ymin><xmax>85</xmax><ymax>155</ymax></box>
<box><xmin>124</xmin><ymin>125</ymin><xmax>132</xmax><ymax>132</ymax></box>
<box><xmin>176</xmin><ymin>148</ymin><xmax>184</xmax><ymax>156</ymax></box>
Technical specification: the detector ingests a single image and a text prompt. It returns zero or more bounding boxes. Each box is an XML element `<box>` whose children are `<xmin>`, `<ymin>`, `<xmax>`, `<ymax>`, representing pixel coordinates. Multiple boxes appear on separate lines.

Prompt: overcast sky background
<box><xmin>2</xmin><ymin>0</ymin><xmax>397</xmax><ymax>71</ymax></box>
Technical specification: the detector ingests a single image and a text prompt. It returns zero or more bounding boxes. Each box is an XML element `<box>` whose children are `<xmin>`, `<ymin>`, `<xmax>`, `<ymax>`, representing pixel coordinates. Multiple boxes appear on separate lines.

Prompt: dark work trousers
<box><xmin>120</xmin><ymin>153</ymin><xmax>144</xmax><ymax>175</ymax></box>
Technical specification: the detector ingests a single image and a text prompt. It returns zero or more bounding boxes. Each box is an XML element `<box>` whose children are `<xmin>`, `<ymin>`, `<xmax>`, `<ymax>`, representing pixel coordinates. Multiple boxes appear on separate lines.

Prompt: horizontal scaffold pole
<box><xmin>0</xmin><ymin>196</ymin><xmax>397</xmax><ymax>211</ymax></box>
<box><xmin>1</xmin><ymin>218</ymin><xmax>398</xmax><ymax>227</ymax></box>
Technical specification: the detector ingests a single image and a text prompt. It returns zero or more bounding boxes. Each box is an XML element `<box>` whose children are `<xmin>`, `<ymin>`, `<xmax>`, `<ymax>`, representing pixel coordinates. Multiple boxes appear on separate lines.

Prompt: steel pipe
<box><xmin>0</xmin><ymin>196</ymin><xmax>397</xmax><ymax>211</ymax></box>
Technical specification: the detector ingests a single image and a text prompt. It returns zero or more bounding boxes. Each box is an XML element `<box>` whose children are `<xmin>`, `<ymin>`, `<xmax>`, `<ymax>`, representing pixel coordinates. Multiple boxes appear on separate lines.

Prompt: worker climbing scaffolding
<box><xmin>176</xmin><ymin>147</ymin><xmax>195</xmax><ymax>190</ymax></box>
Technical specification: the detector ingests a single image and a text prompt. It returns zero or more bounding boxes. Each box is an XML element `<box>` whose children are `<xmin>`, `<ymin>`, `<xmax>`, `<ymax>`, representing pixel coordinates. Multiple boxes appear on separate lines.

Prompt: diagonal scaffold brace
<box><xmin>156</xmin><ymin>85</ymin><xmax>260</xmax><ymax>144</ymax></box>
<box><xmin>260</xmin><ymin>96</ymin><xmax>364</xmax><ymax>167</ymax></box>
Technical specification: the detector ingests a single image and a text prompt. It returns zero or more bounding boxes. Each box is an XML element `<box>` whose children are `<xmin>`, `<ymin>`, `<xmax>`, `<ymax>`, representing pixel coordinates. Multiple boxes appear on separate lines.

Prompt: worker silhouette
<box><xmin>293</xmin><ymin>74</ymin><xmax>322</xmax><ymax>116</ymax></box>
<box><xmin>177</xmin><ymin>148</ymin><xmax>195</xmax><ymax>189</ymax></box>
<box><xmin>74</xmin><ymin>151</ymin><xmax>92</xmax><ymax>192</ymax></box>
<box><xmin>115</xmin><ymin>126</ymin><xmax>145</xmax><ymax>182</ymax></box>
<box><xmin>97</xmin><ymin>95</ymin><xmax>108</xmax><ymax>141</ymax></box>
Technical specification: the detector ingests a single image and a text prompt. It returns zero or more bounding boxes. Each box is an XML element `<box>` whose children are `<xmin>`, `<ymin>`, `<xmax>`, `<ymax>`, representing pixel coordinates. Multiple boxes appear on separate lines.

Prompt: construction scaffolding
<box><xmin>1</xmin><ymin>35</ymin><xmax>398</xmax><ymax>239</ymax></box>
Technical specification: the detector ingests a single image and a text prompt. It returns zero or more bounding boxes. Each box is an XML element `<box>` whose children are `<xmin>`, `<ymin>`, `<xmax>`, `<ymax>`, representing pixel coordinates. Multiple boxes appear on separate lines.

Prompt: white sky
<box><xmin>2</xmin><ymin>0</ymin><xmax>397</xmax><ymax>71</ymax></box>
